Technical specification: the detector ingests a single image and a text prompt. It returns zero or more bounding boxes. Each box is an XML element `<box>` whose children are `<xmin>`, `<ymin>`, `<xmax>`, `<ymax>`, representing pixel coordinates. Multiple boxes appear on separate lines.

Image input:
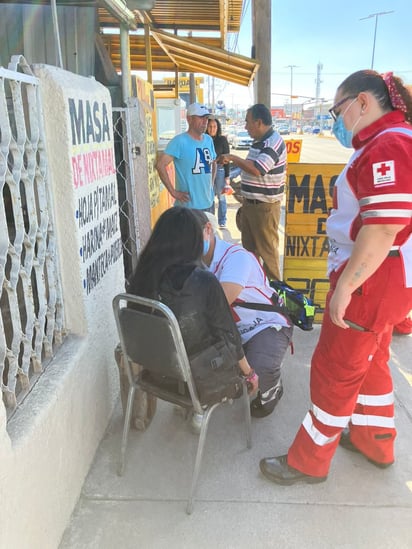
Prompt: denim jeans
<box><xmin>213</xmin><ymin>167</ymin><xmax>227</xmax><ymax>226</ymax></box>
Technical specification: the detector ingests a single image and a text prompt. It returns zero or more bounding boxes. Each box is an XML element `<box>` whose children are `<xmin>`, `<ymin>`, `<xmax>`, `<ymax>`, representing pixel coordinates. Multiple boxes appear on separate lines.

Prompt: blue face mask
<box><xmin>332</xmin><ymin>115</ymin><xmax>353</xmax><ymax>148</ymax></box>
<box><xmin>203</xmin><ymin>239</ymin><xmax>210</xmax><ymax>256</ymax></box>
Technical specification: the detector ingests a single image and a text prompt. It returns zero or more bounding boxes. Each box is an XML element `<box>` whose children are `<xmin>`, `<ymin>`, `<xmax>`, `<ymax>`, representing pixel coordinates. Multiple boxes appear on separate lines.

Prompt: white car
<box><xmin>232</xmin><ymin>130</ymin><xmax>253</xmax><ymax>149</ymax></box>
<box><xmin>224</xmin><ymin>126</ymin><xmax>238</xmax><ymax>146</ymax></box>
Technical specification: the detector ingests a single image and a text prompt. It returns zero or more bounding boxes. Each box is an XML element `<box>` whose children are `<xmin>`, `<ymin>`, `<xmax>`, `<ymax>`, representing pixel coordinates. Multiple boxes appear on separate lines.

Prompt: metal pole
<box><xmin>189</xmin><ymin>73</ymin><xmax>196</xmax><ymax>103</ymax></box>
<box><xmin>360</xmin><ymin>11</ymin><xmax>394</xmax><ymax>70</ymax></box>
<box><xmin>50</xmin><ymin>0</ymin><xmax>64</xmax><ymax>68</ymax></box>
<box><xmin>252</xmin><ymin>0</ymin><xmax>271</xmax><ymax>106</ymax></box>
<box><xmin>144</xmin><ymin>24</ymin><xmax>153</xmax><ymax>84</ymax></box>
<box><xmin>120</xmin><ymin>24</ymin><xmax>131</xmax><ymax>104</ymax></box>
<box><xmin>285</xmin><ymin>65</ymin><xmax>297</xmax><ymax>131</ymax></box>
<box><xmin>188</xmin><ymin>32</ymin><xmax>196</xmax><ymax>104</ymax></box>
<box><xmin>371</xmin><ymin>15</ymin><xmax>378</xmax><ymax>69</ymax></box>
<box><xmin>211</xmin><ymin>77</ymin><xmax>215</xmax><ymax>113</ymax></box>
<box><xmin>290</xmin><ymin>68</ymin><xmax>293</xmax><ymax>128</ymax></box>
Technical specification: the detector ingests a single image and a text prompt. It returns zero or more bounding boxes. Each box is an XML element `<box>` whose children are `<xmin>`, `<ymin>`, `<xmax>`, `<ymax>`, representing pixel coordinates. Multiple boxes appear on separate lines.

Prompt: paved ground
<box><xmin>59</xmin><ymin>195</ymin><xmax>412</xmax><ymax>549</ymax></box>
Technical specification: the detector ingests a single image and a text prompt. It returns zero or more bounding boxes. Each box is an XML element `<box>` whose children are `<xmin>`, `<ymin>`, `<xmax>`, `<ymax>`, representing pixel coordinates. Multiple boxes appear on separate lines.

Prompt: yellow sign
<box><xmin>283</xmin><ymin>163</ymin><xmax>345</xmax><ymax>322</ymax></box>
<box><xmin>284</xmin><ymin>139</ymin><xmax>302</xmax><ymax>163</ymax></box>
<box><xmin>162</xmin><ymin>77</ymin><xmax>204</xmax><ymax>92</ymax></box>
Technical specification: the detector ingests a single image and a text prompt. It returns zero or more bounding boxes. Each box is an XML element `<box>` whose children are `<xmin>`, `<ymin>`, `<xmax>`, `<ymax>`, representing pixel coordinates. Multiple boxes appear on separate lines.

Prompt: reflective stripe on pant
<box><xmin>287</xmin><ymin>259</ymin><xmax>412</xmax><ymax>477</ymax></box>
<box><xmin>348</xmin><ymin>325</ymin><xmax>396</xmax><ymax>464</ymax></box>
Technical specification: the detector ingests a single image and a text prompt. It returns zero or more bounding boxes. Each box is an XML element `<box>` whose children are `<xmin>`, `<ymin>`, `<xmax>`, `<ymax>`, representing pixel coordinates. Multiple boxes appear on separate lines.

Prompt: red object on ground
<box><xmin>393</xmin><ymin>317</ymin><xmax>412</xmax><ymax>335</ymax></box>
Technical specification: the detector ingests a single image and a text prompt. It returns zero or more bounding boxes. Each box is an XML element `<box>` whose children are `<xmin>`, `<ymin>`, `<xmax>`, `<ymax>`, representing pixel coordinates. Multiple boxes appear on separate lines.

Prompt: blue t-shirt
<box><xmin>165</xmin><ymin>132</ymin><xmax>216</xmax><ymax>209</ymax></box>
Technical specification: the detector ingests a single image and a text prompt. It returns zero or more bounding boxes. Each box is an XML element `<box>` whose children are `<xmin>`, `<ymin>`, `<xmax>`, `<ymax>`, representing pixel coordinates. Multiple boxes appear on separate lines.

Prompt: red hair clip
<box><xmin>382</xmin><ymin>72</ymin><xmax>407</xmax><ymax>112</ymax></box>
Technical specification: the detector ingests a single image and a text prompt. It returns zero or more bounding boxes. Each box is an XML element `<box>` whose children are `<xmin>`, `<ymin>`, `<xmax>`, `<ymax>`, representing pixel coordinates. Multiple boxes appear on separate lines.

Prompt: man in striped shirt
<box><xmin>217</xmin><ymin>104</ymin><xmax>287</xmax><ymax>280</ymax></box>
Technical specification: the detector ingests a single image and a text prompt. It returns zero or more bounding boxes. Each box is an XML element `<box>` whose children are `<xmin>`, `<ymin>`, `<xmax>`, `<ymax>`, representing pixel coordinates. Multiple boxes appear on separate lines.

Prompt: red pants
<box><xmin>287</xmin><ymin>256</ymin><xmax>412</xmax><ymax>477</ymax></box>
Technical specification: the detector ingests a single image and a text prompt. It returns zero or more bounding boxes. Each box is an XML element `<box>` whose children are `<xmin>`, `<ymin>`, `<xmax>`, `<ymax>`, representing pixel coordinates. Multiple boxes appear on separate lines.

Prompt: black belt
<box><xmin>388</xmin><ymin>249</ymin><xmax>400</xmax><ymax>257</ymax></box>
<box><xmin>245</xmin><ymin>198</ymin><xmax>265</xmax><ymax>204</ymax></box>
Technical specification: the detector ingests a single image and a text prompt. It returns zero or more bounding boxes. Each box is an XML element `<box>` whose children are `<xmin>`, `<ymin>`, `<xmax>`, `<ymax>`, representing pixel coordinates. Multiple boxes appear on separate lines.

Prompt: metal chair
<box><xmin>112</xmin><ymin>293</ymin><xmax>252</xmax><ymax>514</ymax></box>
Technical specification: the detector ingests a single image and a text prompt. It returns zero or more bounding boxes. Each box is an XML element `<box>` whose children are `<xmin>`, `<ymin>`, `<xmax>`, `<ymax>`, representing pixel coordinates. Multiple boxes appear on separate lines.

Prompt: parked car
<box><xmin>224</xmin><ymin>125</ymin><xmax>238</xmax><ymax>146</ymax></box>
<box><xmin>312</xmin><ymin>126</ymin><xmax>321</xmax><ymax>134</ymax></box>
<box><xmin>277</xmin><ymin>125</ymin><xmax>289</xmax><ymax>135</ymax></box>
<box><xmin>231</xmin><ymin>130</ymin><xmax>253</xmax><ymax>149</ymax></box>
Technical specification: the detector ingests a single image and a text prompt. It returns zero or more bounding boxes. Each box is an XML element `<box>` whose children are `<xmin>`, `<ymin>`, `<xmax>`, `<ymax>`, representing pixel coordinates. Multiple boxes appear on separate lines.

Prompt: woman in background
<box><xmin>206</xmin><ymin>117</ymin><xmax>231</xmax><ymax>228</ymax></box>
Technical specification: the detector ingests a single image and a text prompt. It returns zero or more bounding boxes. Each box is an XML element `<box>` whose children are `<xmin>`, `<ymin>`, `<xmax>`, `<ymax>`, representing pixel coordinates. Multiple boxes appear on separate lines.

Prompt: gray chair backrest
<box><xmin>113</xmin><ymin>293</ymin><xmax>192</xmax><ymax>384</ymax></box>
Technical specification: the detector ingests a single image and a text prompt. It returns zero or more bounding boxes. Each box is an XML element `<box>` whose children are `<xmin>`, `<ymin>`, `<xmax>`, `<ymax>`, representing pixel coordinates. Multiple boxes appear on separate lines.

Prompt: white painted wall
<box><xmin>0</xmin><ymin>66</ymin><xmax>125</xmax><ymax>549</ymax></box>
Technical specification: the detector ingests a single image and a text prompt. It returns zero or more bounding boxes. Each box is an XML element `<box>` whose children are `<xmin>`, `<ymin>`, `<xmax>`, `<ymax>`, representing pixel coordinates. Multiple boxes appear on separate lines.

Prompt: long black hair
<box><xmin>206</xmin><ymin>116</ymin><xmax>223</xmax><ymax>137</ymax></box>
<box><xmin>128</xmin><ymin>207</ymin><xmax>204</xmax><ymax>298</ymax></box>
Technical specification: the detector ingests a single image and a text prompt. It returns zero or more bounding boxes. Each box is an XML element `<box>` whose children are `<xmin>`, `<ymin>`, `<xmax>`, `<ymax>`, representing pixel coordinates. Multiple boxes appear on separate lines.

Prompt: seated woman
<box><xmin>127</xmin><ymin>207</ymin><xmax>258</xmax><ymax>428</ymax></box>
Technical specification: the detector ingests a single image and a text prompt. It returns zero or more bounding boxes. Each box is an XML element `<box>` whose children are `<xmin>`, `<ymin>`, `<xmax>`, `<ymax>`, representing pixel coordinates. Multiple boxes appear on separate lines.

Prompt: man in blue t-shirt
<box><xmin>156</xmin><ymin>103</ymin><xmax>216</xmax><ymax>211</ymax></box>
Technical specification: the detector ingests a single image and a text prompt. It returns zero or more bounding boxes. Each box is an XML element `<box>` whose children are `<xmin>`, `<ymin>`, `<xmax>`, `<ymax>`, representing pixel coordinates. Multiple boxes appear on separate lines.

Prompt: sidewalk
<box><xmin>59</xmin><ymin>197</ymin><xmax>412</xmax><ymax>549</ymax></box>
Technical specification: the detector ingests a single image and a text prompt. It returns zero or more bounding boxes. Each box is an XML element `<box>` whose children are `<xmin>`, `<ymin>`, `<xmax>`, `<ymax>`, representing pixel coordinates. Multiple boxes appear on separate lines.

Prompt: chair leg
<box><xmin>243</xmin><ymin>383</ymin><xmax>252</xmax><ymax>449</ymax></box>
<box><xmin>118</xmin><ymin>385</ymin><xmax>135</xmax><ymax>476</ymax></box>
<box><xmin>186</xmin><ymin>403</ymin><xmax>219</xmax><ymax>514</ymax></box>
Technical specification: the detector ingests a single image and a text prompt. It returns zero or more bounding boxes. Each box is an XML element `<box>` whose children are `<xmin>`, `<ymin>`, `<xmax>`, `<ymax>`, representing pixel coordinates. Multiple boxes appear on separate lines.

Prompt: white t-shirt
<box><xmin>209</xmin><ymin>238</ymin><xmax>290</xmax><ymax>343</ymax></box>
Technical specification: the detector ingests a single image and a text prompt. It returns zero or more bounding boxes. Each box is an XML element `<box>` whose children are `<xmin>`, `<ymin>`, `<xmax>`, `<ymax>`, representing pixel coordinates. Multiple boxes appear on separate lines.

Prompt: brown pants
<box><xmin>241</xmin><ymin>200</ymin><xmax>281</xmax><ymax>280</ymax></box>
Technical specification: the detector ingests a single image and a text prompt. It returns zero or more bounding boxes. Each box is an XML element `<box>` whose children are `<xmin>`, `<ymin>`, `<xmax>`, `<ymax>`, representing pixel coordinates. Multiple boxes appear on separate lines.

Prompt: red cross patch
<box><xmin>372</xmin><ymin>160</ymin><xmax>395</xmax><ymax>186</ymax></box>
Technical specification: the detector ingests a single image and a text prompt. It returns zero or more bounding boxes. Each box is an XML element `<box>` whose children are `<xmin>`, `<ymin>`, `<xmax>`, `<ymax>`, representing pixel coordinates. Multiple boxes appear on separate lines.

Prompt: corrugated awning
<box><xmin>103</xmin><ymin>29</ymin><xmax>259</xmax><ymax>87</ymax></box>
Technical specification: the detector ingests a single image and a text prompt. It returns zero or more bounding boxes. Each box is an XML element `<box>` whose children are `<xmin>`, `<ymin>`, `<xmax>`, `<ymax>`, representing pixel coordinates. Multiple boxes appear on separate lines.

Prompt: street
<box><xmin>297</xmin><ymin>133</ymin><xmax>353</xmax><ymax>163</ymax></box>
<box><xmin>230</xmin><ymin>132</ymin><xmax>353</xmax><ymax>163</ymax></box>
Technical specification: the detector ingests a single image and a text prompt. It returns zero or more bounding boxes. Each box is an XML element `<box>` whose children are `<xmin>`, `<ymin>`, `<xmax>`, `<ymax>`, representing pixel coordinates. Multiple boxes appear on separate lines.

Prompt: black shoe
<box><xmin>259</xmin><ymin>455</ymin><xmax>328</xmax><ymax>485</ymax></box>
<box><xmin>250</xmin><ymin>380</ymin><xmax>283</xmax><ymax>418</ymax></box>
<box><xmin>339</xmin><ymin>429</ymin><xmax>394</xmax><ymax>469</ymax></box>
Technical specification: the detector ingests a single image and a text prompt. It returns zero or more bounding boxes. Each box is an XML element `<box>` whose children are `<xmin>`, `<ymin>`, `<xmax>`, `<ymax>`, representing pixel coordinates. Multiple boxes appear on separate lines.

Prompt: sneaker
<box><xmin>250</xmin><ymin>380</ymin><xmax>284</xmax><ymax>418</ymax></box>
<box><xmin>219</xmin><ymin>223</ymin><xmax>226</xmax><ymax>229</ymax></box>
<box><xmin>189</xmin><ymin>412</ymin><xmax>204</xmax><ymax>434</ymax></box>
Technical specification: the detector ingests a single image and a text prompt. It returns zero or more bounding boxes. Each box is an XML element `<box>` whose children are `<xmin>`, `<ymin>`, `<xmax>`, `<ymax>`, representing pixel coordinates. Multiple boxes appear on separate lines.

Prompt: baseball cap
<box><xmin>187</xmin><ymin>103</ymin><xmax>210</xmax><ymax>117</ymax></box>
<box><xmin>204</xmin><ymin>212</ymin><xmax>219</xmax><ymax>234</ymax></box>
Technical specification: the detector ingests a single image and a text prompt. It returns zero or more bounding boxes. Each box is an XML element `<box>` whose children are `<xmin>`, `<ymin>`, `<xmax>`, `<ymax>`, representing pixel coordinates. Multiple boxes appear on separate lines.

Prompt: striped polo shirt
<box><xmin>241</xmin><ymin>128</ymin><xmax>287</xmax><ymax>203</ymax></box>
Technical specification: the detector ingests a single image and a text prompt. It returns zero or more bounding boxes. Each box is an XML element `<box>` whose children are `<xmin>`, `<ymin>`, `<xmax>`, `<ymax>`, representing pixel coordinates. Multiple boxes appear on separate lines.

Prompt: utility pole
<box><xmin>315</xmin><ymin>62</ymin><xmax>323</xmax><ymax>121</ymax></box>
<box><xmin>252</xmin><ymin>0</ymin><xmax>271</xmax><ymax>107</ymax></box>
<box><xmin>285</xmin><ymin>65</ymin><xmax>297</xmax><ymax>130</ymax></box>
<box><xmin>360</xmin><ymin>11</ymin><xmax>394</xmax><ymax>69</ymax></box>
<box><xmin>211</xmin><ymin>77</ymin><xmax>215</xmax><ymax>114</ymax></box>
<box><xmin>315</xmin><ymin>63</ymin><xmax>323</xmax><ymax>103</ymax></box>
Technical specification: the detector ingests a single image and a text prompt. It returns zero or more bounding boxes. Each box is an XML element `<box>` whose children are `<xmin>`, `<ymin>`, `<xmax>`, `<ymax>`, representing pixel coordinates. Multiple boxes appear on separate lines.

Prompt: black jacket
<box><xmin>212</xmin><ymin>135</ymin><xmax>230</xmax><ymax>178</ymax></box>
<box><xmin>159</xmin><ymin>264</ymin><xmax>244</xmax><ymax>360</ymax></box>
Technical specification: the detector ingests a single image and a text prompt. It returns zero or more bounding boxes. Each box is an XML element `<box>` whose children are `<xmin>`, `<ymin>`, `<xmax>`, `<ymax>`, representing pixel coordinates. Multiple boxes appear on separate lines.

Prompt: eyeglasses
<box><xmin>329</xmin><ymin>95</ymin><xmax>357</xmax><ymax>121</ymax></box>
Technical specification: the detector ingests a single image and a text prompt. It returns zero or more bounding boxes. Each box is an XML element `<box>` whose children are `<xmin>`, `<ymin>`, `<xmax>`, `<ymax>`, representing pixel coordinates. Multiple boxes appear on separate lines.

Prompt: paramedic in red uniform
<box><xmin>259</xmin><ymin>70</ymin><xmax>412</xmax><ymax>485</ymax></box>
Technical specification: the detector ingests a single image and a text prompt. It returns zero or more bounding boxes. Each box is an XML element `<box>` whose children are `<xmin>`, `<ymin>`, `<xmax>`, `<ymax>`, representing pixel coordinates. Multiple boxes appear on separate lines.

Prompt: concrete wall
<box><xmin>0</xmin><ymin>66</ymin><xmax>125</xmax><ymax>549</ymax></box>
